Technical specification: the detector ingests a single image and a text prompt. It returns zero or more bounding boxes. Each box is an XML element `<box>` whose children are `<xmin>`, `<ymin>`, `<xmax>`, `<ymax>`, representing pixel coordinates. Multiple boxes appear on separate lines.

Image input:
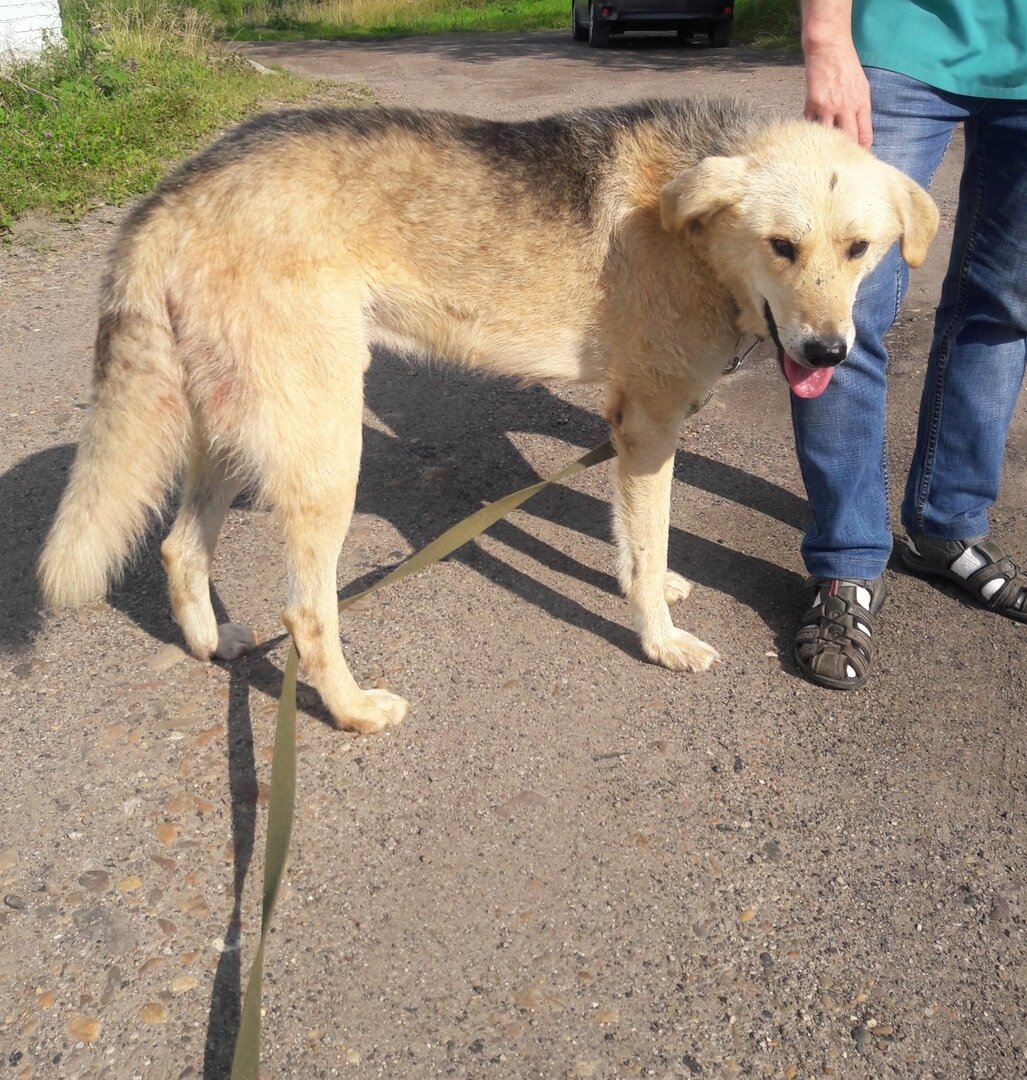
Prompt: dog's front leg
<box><xmin>606</xmin><ymin>389</ymin><xmax>720</xmax><ymax>673</ymax></box>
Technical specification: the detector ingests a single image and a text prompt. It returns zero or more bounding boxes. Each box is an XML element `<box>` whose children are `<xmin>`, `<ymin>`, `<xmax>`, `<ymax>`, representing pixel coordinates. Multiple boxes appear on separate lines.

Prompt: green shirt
<box><xmin>853</xmin><ymin>0</ymin><xmax>1027</xmax><ymax>99</ymax></box>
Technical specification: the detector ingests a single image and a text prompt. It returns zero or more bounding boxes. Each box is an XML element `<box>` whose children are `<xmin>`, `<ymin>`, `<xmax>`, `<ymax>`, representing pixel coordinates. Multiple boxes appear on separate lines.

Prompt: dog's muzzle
<box><xmin>803</xmin><ymin>336</ymin><xmax>848</xmax><ymax>368</ymax></box>
<box><xmin>764</xmin><ymin>301</ymin><xmax>840</xmax><ymax>400</ymax></box>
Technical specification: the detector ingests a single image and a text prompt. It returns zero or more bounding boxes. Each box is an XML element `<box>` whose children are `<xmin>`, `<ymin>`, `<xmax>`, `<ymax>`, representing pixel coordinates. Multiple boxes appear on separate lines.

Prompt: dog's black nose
<box><xmin>803</xmin><ymin>337</ymin><xmax>848</xmax><ymax>368</ymax></box>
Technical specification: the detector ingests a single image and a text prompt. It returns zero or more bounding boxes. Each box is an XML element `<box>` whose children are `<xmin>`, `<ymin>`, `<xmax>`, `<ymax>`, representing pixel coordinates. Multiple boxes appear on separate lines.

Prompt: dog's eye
<box><xmin>769</xmin><ymin>238</ymin><xmax>796</xmax><ymax>262</ymax></box>
<box><xmin>848</xmin><ymin>239</ymin><xmax>869</xmax><ymax>259</ymax></box>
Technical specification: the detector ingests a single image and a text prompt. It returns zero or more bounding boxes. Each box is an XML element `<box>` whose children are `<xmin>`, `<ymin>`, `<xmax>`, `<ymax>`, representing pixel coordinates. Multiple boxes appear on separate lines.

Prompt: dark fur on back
<box><xmin>137</xmin><ymin>97</ymin><xmax>767</xmax><ymax>227</ymax></box>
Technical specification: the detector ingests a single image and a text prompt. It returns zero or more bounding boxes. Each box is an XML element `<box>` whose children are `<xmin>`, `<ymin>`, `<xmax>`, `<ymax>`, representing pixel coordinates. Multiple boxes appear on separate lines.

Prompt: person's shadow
<box><xmin>0</xmin><ymin>348</ymin><xmax>809</xmax><ymax>1075</ymax></box>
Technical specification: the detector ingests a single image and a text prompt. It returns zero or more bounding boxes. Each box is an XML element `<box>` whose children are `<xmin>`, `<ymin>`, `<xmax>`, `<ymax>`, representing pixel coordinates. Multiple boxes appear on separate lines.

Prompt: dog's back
<box><xmin>159</xmin><ymin>97</ymin><xmax>763</xmax><ymax>226</ymax></box>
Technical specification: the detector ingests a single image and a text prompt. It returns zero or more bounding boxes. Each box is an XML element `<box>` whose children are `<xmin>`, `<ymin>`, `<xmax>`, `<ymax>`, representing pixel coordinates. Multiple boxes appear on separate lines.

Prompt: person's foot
<box><xmin>794</xmin><ymin>576</ymin><xmax>887</xmax><ymax>690</ymax></box>
<box><xmin>901</xmin><ymin>534</ymin><xmax>1027</xmax><ymax>622</ymax></box>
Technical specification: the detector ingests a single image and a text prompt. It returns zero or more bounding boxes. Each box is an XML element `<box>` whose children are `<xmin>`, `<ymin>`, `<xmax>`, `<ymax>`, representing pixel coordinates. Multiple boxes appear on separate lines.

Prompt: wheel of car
<box><xmin>587</xmin><ymin>3</ymin><xmax>610</xmax><ymax>47</ymax></box>
<box><xmin>710</xmin><ymin>17</ymin><xmax>732</xmax><ymax>47</ymax></box>
<box><xmin>571</xmin><ymin>0</ymin><xmax>588</xmax><ymax>40</ymax></box>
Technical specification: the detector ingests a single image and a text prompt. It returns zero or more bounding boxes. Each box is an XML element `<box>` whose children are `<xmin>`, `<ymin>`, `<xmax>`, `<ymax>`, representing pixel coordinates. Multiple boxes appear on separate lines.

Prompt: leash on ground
<box><xmin>229</xmin><ymin>439</ymin><xmax>617</xmax><ymax>1079</ymax></box>
<box><xmin>228</xmin><ymin>340</ymin><xmax>760</xmax><ymax>1076</ymax></box>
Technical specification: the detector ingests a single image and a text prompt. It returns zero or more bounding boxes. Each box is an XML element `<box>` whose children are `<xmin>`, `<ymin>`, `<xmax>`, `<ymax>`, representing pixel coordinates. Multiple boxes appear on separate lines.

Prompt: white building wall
<box><xmin>0</xmin><ymin>0</ymin><xmax>63</xmax><ymax>58</ymax></box>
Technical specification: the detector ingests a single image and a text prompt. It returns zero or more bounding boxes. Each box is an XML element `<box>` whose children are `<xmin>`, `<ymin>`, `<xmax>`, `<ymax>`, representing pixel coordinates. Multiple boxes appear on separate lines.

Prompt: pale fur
<box><xmin>38</xmin><ymin>100</ymin><xmax>938</xmax><ymax>732</ymax></box>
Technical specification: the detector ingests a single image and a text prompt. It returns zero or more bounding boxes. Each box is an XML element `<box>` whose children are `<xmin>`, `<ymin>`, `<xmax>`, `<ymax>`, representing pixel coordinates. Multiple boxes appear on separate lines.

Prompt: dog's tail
<box><xmin>38</xmin><ymin>204</ymin><xmax>189</xmax><ymax>607</ymax></box>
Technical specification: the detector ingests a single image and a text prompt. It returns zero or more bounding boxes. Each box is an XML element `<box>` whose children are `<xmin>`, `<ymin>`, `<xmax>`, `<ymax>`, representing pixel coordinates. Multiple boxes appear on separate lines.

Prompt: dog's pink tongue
<box><xmin>783</xmin><ymin>355</ymin><xmax>835</xmax><ymax>399</ymax></box>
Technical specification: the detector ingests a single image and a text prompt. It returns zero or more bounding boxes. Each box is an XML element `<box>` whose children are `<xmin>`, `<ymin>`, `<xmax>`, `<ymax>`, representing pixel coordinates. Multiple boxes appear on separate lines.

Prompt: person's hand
<box><xmin>803</xmin><ymin>37</ymin><xmax>873</xmax><ymax>148</ymax></box>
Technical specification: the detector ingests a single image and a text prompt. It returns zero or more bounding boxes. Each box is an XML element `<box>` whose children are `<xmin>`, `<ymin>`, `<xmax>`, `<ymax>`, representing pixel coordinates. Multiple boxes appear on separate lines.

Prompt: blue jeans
<box><xmin>791</xmin><ymin>68</ymin><xmax>1027</xmax><ymax>579</ymax></box>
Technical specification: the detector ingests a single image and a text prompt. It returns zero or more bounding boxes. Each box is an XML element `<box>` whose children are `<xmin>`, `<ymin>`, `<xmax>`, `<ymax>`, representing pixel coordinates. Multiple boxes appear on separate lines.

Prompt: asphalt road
<box><xmin>1</xmin><ymin>29</ymin><xmax>1025</xmax><ymax>1080</ymax></box>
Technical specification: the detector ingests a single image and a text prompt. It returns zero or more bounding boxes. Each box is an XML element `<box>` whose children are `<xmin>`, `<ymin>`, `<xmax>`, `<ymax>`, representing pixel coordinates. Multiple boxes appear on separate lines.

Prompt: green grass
<box><xmin>0</xmin><ymin>0</ymin><xmax>322</xmax><ymax>227</ymax></box>
<box><xmin>218</xmin><ymin>0</ymin><xmax>798</xmax><ymax>43</ymax></box>
<box><xmin>222</xmin><ymin>0</ymin><xmax>567</xmax><ymax>40</ymax></box>
<box><xmin>734</xmin><ymin>0</ymin><xmax>799</xmax><ymax>48</ymax></box>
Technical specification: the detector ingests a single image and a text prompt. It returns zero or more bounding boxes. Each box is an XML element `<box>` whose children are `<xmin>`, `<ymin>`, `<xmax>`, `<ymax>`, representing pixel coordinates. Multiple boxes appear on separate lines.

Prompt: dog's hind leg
<box><xmin>277</xmin><ymin>467</ymin><xmax>408</xmax><ymax>733</ymax></box>
<box><xmin>257</xmin><ymin>357</ymin><xmax>407</xmax><ymax>735</ymax></box>
<box><xmin>282</xmin><ymin>511</ymin><xmax>407</xmax><ymax>734</ymax></box>
<box><xmin>607</xmin><ymin>389</ymin><xmax>720</xmax><ymax>673</ymax></box>
<box><xmin>161</xmin><ymin>439</ymin><xmax>255</xmax><ymax>661</ymax></box>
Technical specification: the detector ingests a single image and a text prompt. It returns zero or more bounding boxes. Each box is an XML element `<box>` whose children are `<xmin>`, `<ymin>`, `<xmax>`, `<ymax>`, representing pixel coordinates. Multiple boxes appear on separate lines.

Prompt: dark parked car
<box><xmin>571</xmin><ymin>0</ymin><xmax>733</xmax><ymax>48</ymax></box>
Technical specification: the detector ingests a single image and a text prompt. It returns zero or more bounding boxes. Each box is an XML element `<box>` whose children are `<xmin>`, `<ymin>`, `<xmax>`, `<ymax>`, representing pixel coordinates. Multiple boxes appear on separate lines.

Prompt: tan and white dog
<box><xmin>38</xmin><ymin>98</ymin><xmax>938</xmax><ymax>732</ymax></box>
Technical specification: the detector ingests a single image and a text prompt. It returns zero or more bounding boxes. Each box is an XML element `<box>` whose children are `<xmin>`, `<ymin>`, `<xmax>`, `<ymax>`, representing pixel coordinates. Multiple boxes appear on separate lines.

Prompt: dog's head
<box><xmin>660</xmin><ymin>121</ymin><xmax>939</xmax><ymax>398</ymax></box>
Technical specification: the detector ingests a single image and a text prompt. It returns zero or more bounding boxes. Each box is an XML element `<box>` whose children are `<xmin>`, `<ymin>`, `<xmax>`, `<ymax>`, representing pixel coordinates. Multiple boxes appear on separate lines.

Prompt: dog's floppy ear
<box><xmin>888</xmin><ymin>167</ymin><xmax>939</xmax><ymax>268</ymax></box>
<box><xmin>660</xmin><ymin>156</ymin><xmax>748</xmax><ymax>231</ymax></box>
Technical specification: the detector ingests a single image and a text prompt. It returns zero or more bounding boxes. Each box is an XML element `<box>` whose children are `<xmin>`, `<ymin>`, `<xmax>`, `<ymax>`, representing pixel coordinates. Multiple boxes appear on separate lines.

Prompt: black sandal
<box><xmin>794</xmin><ymin>576</ymin><xmax>887</xmax><ymax>691</ymax></box>
<box><xmin>901</xmin><ymin>534</ymin><xmax>1027</xmax><ymax>623</ymax></box>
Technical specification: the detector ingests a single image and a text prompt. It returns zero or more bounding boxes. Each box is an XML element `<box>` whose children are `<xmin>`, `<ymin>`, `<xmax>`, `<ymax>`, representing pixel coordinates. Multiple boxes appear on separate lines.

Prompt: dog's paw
<box><xmin>643</xmin><ymin>628</ymin><xmax>720</xmax><ymax>672</ymax></box>
<box><xmin>663</xmin><ymin>571</ymin><xmax>694</xmax><ymax>605</ymax></box>
<box><xmin>333</xmin><ymin>688</ymin><xmax>408</xmax><ymax>735</ymax></box>
<box><xmin>215</xmin><ymin>622</ymin><xmax>258</xmax><ymax>661</ymax></box>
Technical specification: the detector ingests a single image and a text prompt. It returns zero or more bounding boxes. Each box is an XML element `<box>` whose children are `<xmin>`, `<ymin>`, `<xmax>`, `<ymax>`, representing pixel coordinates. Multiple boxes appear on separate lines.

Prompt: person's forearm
<box><xmin>800</xmin><ymin>0</ymin><xmax>855</xmax><ymax>53</ymax></box>
<box><xmin>799</xmin><ymin>0</ymin><xmax>872</xmax><ymax>147</ymax></box>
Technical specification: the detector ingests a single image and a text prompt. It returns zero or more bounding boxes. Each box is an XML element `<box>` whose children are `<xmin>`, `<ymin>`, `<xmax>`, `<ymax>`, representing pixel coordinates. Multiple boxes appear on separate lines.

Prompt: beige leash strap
<box><xmin>230</xmin><ymin>438</ymin><xmax>617</xmax><ymax>1079</ymax></box>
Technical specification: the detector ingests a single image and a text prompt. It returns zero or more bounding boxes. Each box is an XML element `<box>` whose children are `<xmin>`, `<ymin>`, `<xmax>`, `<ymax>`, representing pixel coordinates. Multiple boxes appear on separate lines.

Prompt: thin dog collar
<box><xmin>724</xmin><ymin>335</ymin><xmax>761</xmax><ymax>375</ymax></box>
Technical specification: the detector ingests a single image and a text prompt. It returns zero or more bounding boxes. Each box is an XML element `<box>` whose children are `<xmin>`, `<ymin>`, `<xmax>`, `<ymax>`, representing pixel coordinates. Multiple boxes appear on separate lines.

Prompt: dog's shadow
<box><xmin>0</xmin><ymin>443</ymin><xmax>77</xmax><ymax>653</ymax></box>
<box><xmin>351</xmin><ymin>355</ymin><xmax>808</xmax><ymax>649</ymax></box>
<box><xmin>0</xmin><ymin>352</ymin><xmax>809</xmax><ymax>1077</ymax></box>
<box><xmin>0</xmin><ymin>353</ymin><xmax>810</xmax><ymax>659</ymax></box>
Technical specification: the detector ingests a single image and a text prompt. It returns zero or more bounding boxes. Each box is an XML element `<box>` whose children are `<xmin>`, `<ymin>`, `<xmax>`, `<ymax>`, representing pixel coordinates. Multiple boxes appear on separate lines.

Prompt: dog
<box><xmin>38</xmin><ymin>98</ymin><xmax>938</xmax><ymax>732</ymax></box>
